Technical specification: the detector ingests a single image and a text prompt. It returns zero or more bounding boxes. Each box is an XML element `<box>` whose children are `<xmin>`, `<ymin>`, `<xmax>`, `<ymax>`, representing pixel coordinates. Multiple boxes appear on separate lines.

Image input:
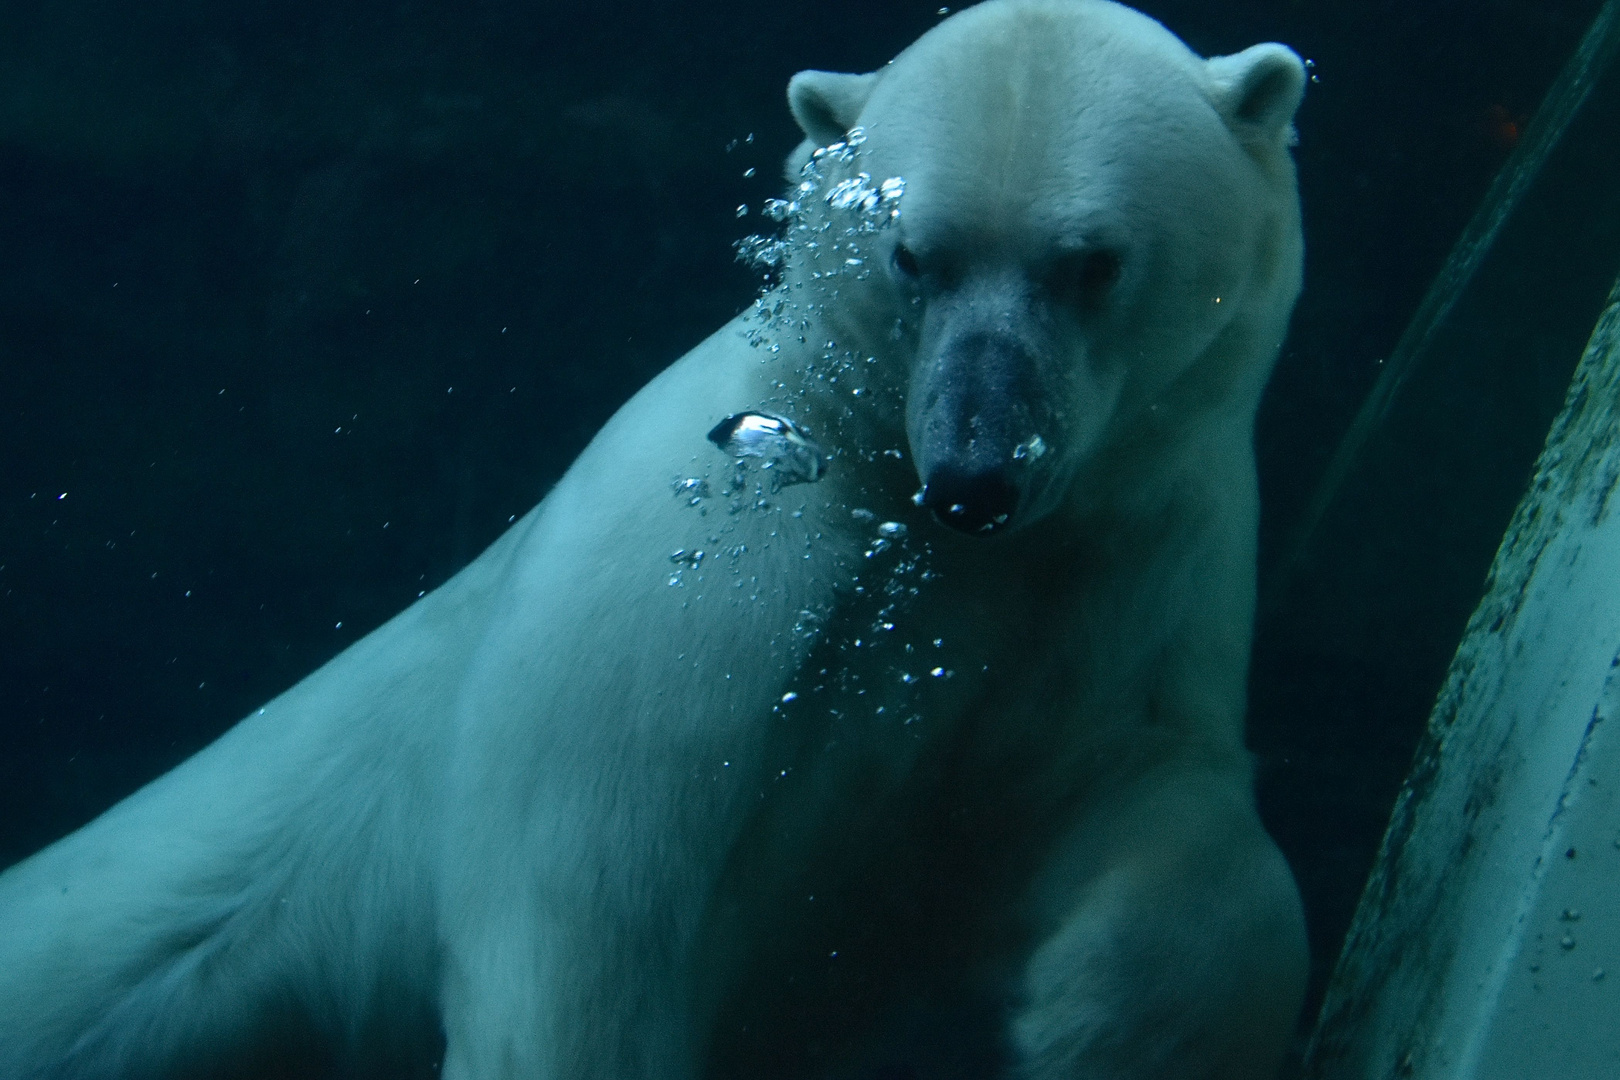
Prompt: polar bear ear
<box><xmin>1206</xmin><ymin>43</ymin><xmax>1306</xmax><ymax>145</ymax></box>
<box><xmin>788</xmin><ymin>70</ymin><xmax>881</xmax><ymax>146</ymax></box>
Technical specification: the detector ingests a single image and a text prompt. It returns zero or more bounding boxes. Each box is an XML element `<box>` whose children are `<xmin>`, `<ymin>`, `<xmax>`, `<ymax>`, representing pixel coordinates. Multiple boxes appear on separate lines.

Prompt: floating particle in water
<box><xmin>877</xmin><ymin>521</ymin><xmax>906</xmax><ymax>539</ymax></box>
<box><xmin>736</xmin><ymin>204</ymin><xmax>749</xmax><ymax>218</ymax></box>
<box><xmin>781</xmin><ymin>691</ymin><xmax>799</xmax><ymax>703</ymax></box>
<box><xmin>707</xmin><ymin>412</ymin><xmax>828</xmax><ymax>487</ymax></box>
<box><xmin>669</xmin><ymin>549</ymin><xmax>706</xmax><ymax>566</ymax></box>
<box><xmin>851</xmin><ymin>508</ymin><xmax>876</xmax><ymax>523</ymax></box>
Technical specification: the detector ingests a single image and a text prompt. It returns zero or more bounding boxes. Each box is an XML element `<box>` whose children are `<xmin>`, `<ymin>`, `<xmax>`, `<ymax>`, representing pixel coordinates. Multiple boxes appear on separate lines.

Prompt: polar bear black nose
<box><xmin>920</xmin><ymin>465</ymin><xmax>1020</xmax><ymax>534</ymax></box>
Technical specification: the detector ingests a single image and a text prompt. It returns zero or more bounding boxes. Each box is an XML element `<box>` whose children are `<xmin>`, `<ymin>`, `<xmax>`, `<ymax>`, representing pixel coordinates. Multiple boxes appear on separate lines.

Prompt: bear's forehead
<box><xmin>856</xmin><ymin>96</ymin><xmax>1234</xmax><ymax>253</ymax></box>
<box><xmin>887</xmin><ymin>0</ymin><xmax>1206</xmax><ymax>100</ymax></box>
<box><xmin>842</xmin><ymin>2</ymin><xmax>1246</xmax><ymax>253</ymax></box>
<box><xmin>862</xmin><ymin>1</ymin><xmax>1220</xmax><ymax>168</ymax></box>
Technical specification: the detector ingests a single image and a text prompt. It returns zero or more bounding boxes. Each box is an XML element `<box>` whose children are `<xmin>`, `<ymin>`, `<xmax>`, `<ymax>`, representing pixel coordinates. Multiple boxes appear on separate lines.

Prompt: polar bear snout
<box><xmin>917</xmin><ymin>461</ymin><xmax>1022</xmax><ymax>534</ymax></box>
<box><xmin>908</xmin><ymin>329</ymin><xmax>1051</xmax><ymax>535</ymax></box>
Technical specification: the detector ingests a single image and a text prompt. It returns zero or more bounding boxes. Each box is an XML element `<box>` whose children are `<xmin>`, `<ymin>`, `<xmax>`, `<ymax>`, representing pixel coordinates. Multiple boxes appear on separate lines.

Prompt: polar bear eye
<box><xmin>891</xmin><ymin>243</ymin><xmax>922</xmax><ymax>281</ymax></box>
<box><xmin>1049</xmin><ymin>249</ymin><xmax>1123</xmax><ymax>308</ymax></box>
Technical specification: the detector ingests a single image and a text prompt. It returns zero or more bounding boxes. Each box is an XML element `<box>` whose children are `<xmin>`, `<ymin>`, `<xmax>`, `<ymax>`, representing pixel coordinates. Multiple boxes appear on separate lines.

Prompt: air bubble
<box><xmin>708</xmin><ymin>413</ymin><xmax>828</xmax><ymax>488</ymax></box>
<box><xmin>1013</xmin><ymin>434</ymin><xmax>1047</xmax><ymax>461</ymax></box>
<box><xmin>825</xmin><ymin>175</ymin><xmax>875</xmax><ymax>212</ymax></box>
<box><xmin>735</xmin><ymin>234</ymin><xmax>789</xmax><ymax>272</ymax></box>
<box><xmin>673</xmin><ymin>477</ymin><xmax>712</xmax><ymax>503</ymax></box>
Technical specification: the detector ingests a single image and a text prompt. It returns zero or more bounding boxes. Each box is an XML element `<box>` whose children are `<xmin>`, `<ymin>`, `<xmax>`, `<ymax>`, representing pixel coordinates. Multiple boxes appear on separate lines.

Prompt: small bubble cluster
<box><xmin>825</xmin><ymin>174</ymin><xmax>906</xmax><ymax>218</ymax></box>
<box><xmin>706</xmin><ymin>130</ymin><xmax>954</xmax><ymax>727</ymax></box>
<box><xmin>734</xmin><ymin>126</ymin><xmax>905</xmax><ymax>326</ymax></box>
<box><xmin>729</xmin><ymin>131</ymin><xmax>916</xmax><ymax>486</ymax></box>
<box><xmin>771</xmin><ymin>503</ymin><xmax>948</xmax><ymax>726</ymax></box>
<box><xmin>666</xmin><ymin>547</ymin><xmax>706</xmax><ymax>587</ymax></box>
<box><xmin>672</xmin><ymin>477</ymin><xmax>711</xmax><ymax>506</ymax></box>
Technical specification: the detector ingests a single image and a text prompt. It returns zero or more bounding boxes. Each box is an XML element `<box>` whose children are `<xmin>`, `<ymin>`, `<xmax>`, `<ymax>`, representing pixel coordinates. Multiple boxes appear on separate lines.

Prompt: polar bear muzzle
<box><xmin>908</xmin><ymin>328</ymin><xmax>1050</xmax><ymax>535</ymax></box>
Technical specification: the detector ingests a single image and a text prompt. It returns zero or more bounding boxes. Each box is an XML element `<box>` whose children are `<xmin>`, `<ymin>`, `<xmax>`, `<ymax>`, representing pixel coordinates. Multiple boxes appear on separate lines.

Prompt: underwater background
<box><xmin>2</xmin><ymin>0</ymin><xmax>1618</xmax><ymax>1062</ymax></box>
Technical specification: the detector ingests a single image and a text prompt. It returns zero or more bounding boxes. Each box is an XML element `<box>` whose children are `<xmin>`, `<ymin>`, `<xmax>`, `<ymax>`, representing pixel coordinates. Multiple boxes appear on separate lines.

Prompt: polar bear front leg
<box><xmin>1010</xmin><ymin>761</ymin><xmax>1307</xmax><ymax>1080</ymax></box>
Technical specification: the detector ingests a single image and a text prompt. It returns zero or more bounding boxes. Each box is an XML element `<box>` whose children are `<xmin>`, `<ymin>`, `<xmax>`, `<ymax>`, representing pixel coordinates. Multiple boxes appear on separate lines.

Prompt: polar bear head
<box><xmin>786</xmin><ymin>0</ymin><xmax>1305</xmax><ymax>534</ymax></box>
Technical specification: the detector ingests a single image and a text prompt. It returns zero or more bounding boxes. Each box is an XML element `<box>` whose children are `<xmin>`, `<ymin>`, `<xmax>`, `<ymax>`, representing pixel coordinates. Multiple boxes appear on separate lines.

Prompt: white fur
<box><xmin>0</xmin><ymin>3</ymin><xmax>1309</xmax><ymax>1077</ymax></box>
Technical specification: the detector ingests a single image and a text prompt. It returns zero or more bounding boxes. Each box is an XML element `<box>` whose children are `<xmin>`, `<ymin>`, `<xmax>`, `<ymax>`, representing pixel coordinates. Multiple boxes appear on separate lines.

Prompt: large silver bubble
<box><xmin>706</xmin><ymin>411</ymin><xmax>828</xmax><ymax>487</ymax></box>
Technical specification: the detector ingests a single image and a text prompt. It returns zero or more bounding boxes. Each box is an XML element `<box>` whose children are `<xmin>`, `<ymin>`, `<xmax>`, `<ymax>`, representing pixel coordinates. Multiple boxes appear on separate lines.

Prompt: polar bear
<box><xmin>0</xmin><ymin>2</ymin><xmax>1308</xmax><ymax>1077</ymax></box>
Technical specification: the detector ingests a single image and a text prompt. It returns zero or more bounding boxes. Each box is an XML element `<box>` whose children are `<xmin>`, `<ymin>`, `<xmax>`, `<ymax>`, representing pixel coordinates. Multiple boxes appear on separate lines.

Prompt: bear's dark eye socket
<box><xmin>891</xmin><ymin>243</ymin><xmax>921</xmax><ymax>280</ymax></box>
<box><xmin>1050</xmin><ymin>249</ymin><xmax>1123</xmax><ymax>307</ymax></box>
